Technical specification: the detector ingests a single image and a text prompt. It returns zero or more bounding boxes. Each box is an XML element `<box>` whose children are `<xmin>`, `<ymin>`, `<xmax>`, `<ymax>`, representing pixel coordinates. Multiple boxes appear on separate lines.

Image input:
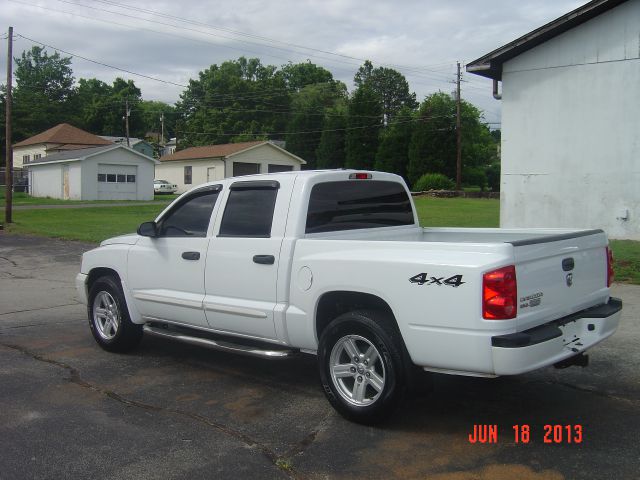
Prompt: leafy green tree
<box><xmin>374</xmin><ymin>106</ymin><xmax>415</xmax><ymax>180</ymax></box>
<box><xmin>12</xmin><ymin>46</ymin><xmax>76</xmax><ymax>140</ymax></box>
<box><xmin>175</xmin><ymin>57</ymin><xmax>289</xmax><ymax>147</ymax></box>
<box><xmin>73</xmin><ymin>78</ymin><xmax>113</xmax><ymax>134</ymax></box>
<box><xmin>345</xmin><ymin>84</ymin><xmax>382</xmax><ymax>169</ymax></box>
<box><xmin>407</xmin><ymin>92</ymin><xmax>497</xmax><ymax>186</ymax></box>
<box><xmin>279</xmin><ymin>61</ymin><xmax>334</xmax><ymax>91</ymax></box>
<box><xmin>354</xmin><ymin>60</ymin><xmax>417</xmax><ymax>124</ymax></box>
<box><xmin>316</xmin><ymin>101</ymin><xmax>348</xmax><ymax>169</ymax></box>
<box><xmin>286</xmin><ymin>83</ymin><xmax>344</xmax><ymax>168</ymax></box>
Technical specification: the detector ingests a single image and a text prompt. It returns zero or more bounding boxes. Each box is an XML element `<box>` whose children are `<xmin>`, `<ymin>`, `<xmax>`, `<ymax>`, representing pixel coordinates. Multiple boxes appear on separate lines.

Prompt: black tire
<box><xmin>87</xmin><ymin>275</ymin><xmax>143</xmax><ymax>353</ymax></box>
<box><xmin>318</xmin><ymin>310</ymin><xmax>406</xmax><ymax>424</ymax></box>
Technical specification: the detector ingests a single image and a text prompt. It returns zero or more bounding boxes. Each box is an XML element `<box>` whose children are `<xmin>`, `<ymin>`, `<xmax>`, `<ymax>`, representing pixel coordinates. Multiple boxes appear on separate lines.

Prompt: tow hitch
<box><xmin>554</xmin><ymin>353</ymin><xmax>589</xmax><ymax>369</ymax></box>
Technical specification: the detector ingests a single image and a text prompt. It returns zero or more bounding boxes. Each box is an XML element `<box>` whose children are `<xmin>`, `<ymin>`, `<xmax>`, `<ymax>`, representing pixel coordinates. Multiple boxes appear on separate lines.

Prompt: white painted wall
<box><xmin>13</xmin><ymin>145</ymin><xmax>47</xmax><ymax>168</ymax></box>
<box><xmin>155</xmin><ymin>158</ymin><xmax>225</xmax><ymax>194</ymax></box>
<box><xmin>155</xmin><ymin>144</ymin><xmax>304</xmax><ymax>193</ymax></box>
<box><xmin>500</xmin><ymin>0</ymin><xmax>640</xmax><ymax>239</ymax></box>
<box><xmin>30</xmin><ymin>163</ymin><xmax>63</xmax><ymax>198</ymax></box>
<box><xmin>29</xmin><ymin>148</ymin><xmax>156</xmax><ymax>200</ymax></box>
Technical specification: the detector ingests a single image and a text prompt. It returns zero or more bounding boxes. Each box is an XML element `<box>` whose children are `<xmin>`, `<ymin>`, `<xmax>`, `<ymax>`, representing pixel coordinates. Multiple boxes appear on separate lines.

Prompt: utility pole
<box><xmin>125</xmin><ymin>98</ymin><xmax>131</xmax><ymax>147</ymax></box>
<box><xmin>159</xmin><ymin>112</ymin><xmax>165</xmax><ymax>145</ymax></box>
<box><xmin>5</xmin><ymin>26</ymin><xmax>14</xmax><ymax>225</ymax></box>
<box><xmin>455</xmin><ymin>61</ymin><xmax>462</xmax><ymax>191</ymax></box>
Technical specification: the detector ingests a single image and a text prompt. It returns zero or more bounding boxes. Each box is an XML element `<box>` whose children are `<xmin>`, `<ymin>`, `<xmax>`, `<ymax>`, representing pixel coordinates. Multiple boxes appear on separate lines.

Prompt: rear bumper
<box><xmin>491</xmin><ymin>298</ymin><xmax>622</xmax><ymax>375</ymax></box>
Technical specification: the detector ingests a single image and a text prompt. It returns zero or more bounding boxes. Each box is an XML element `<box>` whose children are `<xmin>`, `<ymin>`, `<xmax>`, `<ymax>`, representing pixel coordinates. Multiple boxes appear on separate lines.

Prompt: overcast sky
<box><xmin>2</xmin><ymin>0</ymin><xmax>587</xmax><ymax>127</ymax></box>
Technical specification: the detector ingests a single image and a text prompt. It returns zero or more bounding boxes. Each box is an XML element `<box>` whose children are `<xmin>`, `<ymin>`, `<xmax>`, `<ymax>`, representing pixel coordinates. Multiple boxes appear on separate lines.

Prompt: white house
<box><xmin>467</xmin><ymin>0</ymin><xmax>640</xmax><ymax>240</ymax></box>
<box><xmin>27</xmin><ymin>144</ymin><xmax>159</xmax><ymax>201</ymax></box>
<box><xmin>13</xmin><ymin>123</ymin><xmax>113</xmax><ymax>169</ymax></box>
<box><xmin>157</xmin><ymin>140</ymin><xmax>306</xmax><ymax>193</ymax></box>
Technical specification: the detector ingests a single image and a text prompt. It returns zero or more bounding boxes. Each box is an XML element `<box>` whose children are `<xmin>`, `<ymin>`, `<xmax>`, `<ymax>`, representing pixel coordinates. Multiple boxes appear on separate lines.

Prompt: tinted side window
<box><xmin>306</xmin><ymin>181</ymin><xmax>414</xmax><ymax>233</ymax></box>
<box><xmin>159</xmin><ymin>189</ymin><xmax>220</xmax><ymax>237</ymax></box>
<box><xmin>219</xmin><ymin>188</ymin><xmax>278</xmax><ymax>237</ymax></box>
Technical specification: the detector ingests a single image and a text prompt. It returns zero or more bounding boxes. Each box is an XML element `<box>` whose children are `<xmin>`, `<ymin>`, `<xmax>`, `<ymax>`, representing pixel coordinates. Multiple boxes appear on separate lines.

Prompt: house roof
<box><xmin>14</xmin><ymin>123</ymin><xmax>113</xmax><ymax>148</ymax></box>
<box><xmin>160</xmin><ymin>141</ymin><xmax>268</xmax><ymax>162</ymax></box>
<box><xmin>27</xmin><ymin>144</ymin><xmax>159</xmax><ymax>166</ymax></box>
<box><xmin>466</xmin><ymin>0</ymin><xmax>629</xmax><ymax>80</ymax></box>
<box><xmin>99</xmin><ymin>136</ymin><xmax>147</xmax><ymax>147</ymax></box>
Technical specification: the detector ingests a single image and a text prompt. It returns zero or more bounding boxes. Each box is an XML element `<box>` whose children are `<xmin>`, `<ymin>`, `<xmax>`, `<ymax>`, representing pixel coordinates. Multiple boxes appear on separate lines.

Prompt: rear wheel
<box><xmin>318</xmin><ymin>310</ymin><xmax>406</xmax><ymax>424</ymax></box>
<box><xmin>88</xmin><ymin>276</ymin><xmax>142</xmax><ymax>352</ymax></box>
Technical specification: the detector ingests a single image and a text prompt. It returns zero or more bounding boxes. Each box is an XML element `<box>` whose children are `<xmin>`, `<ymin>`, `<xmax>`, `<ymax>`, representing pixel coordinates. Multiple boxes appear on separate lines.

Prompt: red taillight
<box><xmin>349</xmin><ymin>173</ymin><xmax>372</xmax><ymax>180</ymax></box>
<box><xmin>606</xmin><ymin>247</ymin><xmax>614</xmax><ymax>287</ymax></box>
<box><xmin>483</xmin><ymin>265</ymin><xmax>517</xmax><ymax>320</ymax></box>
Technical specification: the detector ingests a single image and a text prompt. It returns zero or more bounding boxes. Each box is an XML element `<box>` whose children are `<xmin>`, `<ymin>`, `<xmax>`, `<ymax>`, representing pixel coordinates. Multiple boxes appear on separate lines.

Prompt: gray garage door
<box><xmin>97</xmin><ymin>164</ymin><xmax>138</xmax><ymax>200</ymax></box>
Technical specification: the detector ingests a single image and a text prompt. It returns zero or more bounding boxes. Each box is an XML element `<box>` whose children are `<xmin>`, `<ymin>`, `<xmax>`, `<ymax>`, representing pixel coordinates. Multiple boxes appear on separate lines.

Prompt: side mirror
<box><xmin>137</xmin><ymin>221</ymin><xmax>158</xmax><ymax>238</ymax></box>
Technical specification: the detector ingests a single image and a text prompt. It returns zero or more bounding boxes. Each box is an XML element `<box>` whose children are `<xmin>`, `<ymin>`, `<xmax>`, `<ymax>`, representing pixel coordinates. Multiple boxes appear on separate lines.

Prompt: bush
<box><xmin>414</xmin><ymin>173</ymin><xmax>455</xmax><ymax>191</ymax></box>
<box><xmin>462</xmin><ymin>167</ymin><xmax>487</xmax><ymax>192</ymax></box>
<box><xmin>485</xmin><ymin>164</ymin><xmax>500</xmax><ymax>192</ymax></box>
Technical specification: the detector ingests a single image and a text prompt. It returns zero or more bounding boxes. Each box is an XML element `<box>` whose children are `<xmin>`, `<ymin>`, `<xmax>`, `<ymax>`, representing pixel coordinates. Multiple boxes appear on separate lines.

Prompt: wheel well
<box><xmin>315</xmin><ymin>291</ymin><xmax>397</xmax><ymax>340</ymax></box>
<box><xmin>87</xmin><ymin>267</ymin><xmax>121</xmax><ymax>292</ymax></box>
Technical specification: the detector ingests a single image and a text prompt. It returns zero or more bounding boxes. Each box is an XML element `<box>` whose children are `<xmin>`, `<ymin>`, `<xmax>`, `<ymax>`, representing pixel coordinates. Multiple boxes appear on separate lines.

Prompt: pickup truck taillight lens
<box><xmin>606</xmin><ymin>247</ymin><xmax>614</xmax><ymax>287</ymax></box>
<box><xmin>483</xmin><ymin>265</ymin><xmax>517</xmax><ymax>320</ymax></box>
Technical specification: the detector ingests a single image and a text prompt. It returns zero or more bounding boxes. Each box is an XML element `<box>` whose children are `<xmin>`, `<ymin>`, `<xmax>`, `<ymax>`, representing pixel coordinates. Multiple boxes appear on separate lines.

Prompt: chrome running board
<box><xmin>143</xmin><ymin>324</ymin><xmax>297</xmax><ymax>359</ymax></box>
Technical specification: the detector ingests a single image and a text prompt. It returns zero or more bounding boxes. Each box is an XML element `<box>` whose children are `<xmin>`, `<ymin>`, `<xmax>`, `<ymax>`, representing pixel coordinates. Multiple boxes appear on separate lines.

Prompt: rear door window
<box><xmin>218</xmin><ymin>181</ymin><xmax>279</xmax><ymax>237</ymax></box>
<box><xmin>306</xmin><ymin>180</ymin><xmax>414</xmax><ymax>233</ymax></box>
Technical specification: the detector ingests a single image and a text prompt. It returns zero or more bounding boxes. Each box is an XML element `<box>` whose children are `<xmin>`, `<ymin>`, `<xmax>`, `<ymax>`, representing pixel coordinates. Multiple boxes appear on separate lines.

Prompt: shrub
<box><xmin>463</xmin><ymin>167</ymin><xmax>488</xmax><ymax>191</ymax></box>
<box><xmin>485</xmin><ymin>164</ymin><xmax>500</xmax><ymax>192</ymax></box>
<box><xmin>414</xmin><ymin>173</ymin><xmax>456</xmax><ymax>191</ymax></box>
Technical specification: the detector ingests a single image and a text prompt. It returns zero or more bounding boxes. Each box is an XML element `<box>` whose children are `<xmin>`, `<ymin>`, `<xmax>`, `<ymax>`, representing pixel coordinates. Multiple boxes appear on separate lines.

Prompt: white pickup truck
<box><xmin>76</xmin><ymin>170</ymin><xmax>622</xmax><ymax>423</ymax></box>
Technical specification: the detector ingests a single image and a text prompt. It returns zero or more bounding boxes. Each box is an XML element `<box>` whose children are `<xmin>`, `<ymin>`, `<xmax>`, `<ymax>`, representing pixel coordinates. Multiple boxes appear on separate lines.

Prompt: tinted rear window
<box><xmin>306</xmin><ymin>181</ymin><xmax>414</xmax><ymax>233</ymax></box>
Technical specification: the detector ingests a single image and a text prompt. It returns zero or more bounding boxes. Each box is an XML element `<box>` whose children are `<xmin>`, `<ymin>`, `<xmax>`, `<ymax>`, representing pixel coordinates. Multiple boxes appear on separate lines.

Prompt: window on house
<box><xmin>126</xmin><ymin>175</ymin><xmax>136</xmax><ymax>183</ymax></box>
<box><xmin>232</xmin><ymin>162</ymin><xmax>260</xmax><ymax>177</ymax></box>
<box><xmin>184</xmin><ymin>166</ymin><xmax>192</xmax><ymax>184</ymax></box>
<box><xmin>22</xmin><ymin>155</ymin><xmax>30</xmax><ymax>163</ymax></box>
<box><xmin>106</xmin><ymin>174</ymin><xmax>116</xmax><ymax>183</ymax></box>
<box><xmin>117</xmin><ymin>174</ymin><xmax>126</xmax><ymax>183</ymax></box>
<box><xmin>268</xmin><ymin>164</ymin><xmax>293</xmax><ymax>173</ymax></box>
<box><xmin>218</xmin><ymin>181</ymin><xmax>279</xmax><ymax>237</ymax></box>
<box><xmin>97</xmin><ymin>174</ymin><xmax>107</xmax><ymax>182</ymax></box>
<box><xmin>33</xmin><ymin>154</ymin><xmax>41</xmax><ymax>160</ymax></box>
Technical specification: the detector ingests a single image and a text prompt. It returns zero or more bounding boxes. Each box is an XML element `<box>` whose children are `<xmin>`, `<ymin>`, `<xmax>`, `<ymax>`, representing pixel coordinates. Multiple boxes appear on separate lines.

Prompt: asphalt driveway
<box><xmin>1</xmin><ymin>233</ymin><xmax>638</xmax><ymax>479</ymax></box>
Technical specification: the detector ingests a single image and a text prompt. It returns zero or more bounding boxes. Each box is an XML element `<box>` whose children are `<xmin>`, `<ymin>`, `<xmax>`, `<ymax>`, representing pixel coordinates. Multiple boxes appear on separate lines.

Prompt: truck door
<box><xmin>128</xmin><ymin>185</ymin><xmax>222</xmax><ymax>328</ymax></box>
<box><xmin>204</xmin><ymin>178</ymin><xmax>292</xmax><ymax>340</ymax></box>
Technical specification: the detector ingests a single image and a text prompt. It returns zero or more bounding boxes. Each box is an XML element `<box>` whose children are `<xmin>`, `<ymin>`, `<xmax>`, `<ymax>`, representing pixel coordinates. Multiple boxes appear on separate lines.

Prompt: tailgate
<box><xmin>512</xmin><ymin>229</ymin><xmax>610</xmax><ymax>331</ymax></box>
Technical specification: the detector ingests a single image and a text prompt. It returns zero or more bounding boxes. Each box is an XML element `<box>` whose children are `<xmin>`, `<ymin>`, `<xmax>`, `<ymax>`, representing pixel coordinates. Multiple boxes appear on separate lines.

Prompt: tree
<box><xmin>286</xmin><ymin>83</ymin><xmax>344</xmax><ymax>168</ymax></box>
<box><xmin>407</xmin><ymin>92</ymin><xmax>497</xmax><ymax>186</ymax></box>
<box><xmin>374</xmin><ymin>106</ymin><xmax>414</xmax><ymax>180</ymax></box>
<box><xmin>175</xmin><ymin>57</ymin><xmax>289</xmax><ymax>147</ymax></box>
<box><xmin>12</xmin><ymin>46</ymin><xmax>76</xmax><ymax>140</ymax></box>
<box><xmin>279</xmin><ymin>61</ymin><xmax>335</xmax><ymax>91</ymax></box>
<box><xmin>354</xmin><ymin>60</ymin><xmax>417</xmax><ymax>124</ymax></box>
<box><xmin>73</xmin><ymin>78</ymin><xmax>113</xmax><ymax>134</ymax></box>
<box><xmin>345</xmin><ymin>84</ymin><xmax>382</xmax><ymax>169</ymax></box>
<box><xmin>316</xmin><ymin>101</ymin><xmax>348</xmax><ymax>169</ymax></box>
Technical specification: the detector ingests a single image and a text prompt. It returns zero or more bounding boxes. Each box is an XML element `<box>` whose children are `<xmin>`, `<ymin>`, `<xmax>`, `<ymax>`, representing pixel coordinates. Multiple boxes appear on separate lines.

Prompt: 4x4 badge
<box><xmin>566</xmin><ymin>273</ymin><xmax>573</xmax><ymax>287</ymax></box>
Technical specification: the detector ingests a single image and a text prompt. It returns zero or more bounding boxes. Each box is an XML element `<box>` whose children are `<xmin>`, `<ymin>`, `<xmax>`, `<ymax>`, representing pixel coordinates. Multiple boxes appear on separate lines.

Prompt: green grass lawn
<box><xmin>2</xmin><ymin>194</ymin><xmax>638</xmax><ymax>284</ymax></box>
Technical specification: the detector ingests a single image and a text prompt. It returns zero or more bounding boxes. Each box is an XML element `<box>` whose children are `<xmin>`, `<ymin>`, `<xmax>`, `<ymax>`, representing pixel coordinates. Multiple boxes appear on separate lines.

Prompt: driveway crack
<box><xmin>0</xmin><ymin>342</ymin><xmax>308</xmax><ymax>480</ymax></box>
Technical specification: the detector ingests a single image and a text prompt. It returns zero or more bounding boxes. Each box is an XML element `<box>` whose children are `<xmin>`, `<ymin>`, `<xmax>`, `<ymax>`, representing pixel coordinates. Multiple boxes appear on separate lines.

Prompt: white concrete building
<box><xmin>28</xmin><ymin>145</ymin><xmax>159</xmax><ymax>201</ymax></box>
<box><xmin>157</xmin><ymin>141</ymin><xmax>306</xmax><ymax>193</ymax></box>
<box><xmin>467</xmin><ymin>0</ymin><xmax>640</xmax><ymax>240</ymax></box>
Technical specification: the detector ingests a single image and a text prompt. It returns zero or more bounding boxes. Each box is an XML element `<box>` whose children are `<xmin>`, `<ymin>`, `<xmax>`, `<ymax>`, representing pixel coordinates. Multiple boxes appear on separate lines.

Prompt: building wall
<box><xmin>230</xmin><ymin>144</ymin><xmax>303</xmax><ymax>173</ymax></box>
<box><xmin>133</xmin><ymin>142</ymin><xmax>155</xmax><ymax>158</ymax></box>
<box><xmin>13</xmin><ymin>145</ymin><xmax>47</xmax><ymax>168</ymax></box>
<box><xmin>500</xmin><ymin>0</ymin><xmax>640</xmax><ymax>239</ymax></box>
<box><xmin>155</xmin><ymin>158</ymin><xmax>225</xmax><ymax>194</ymax></box>
<box><xmin>29</xmin><ymin>163</ymin><xmax>63</xmax><ymax>198</ymax></box>
<box><xmin>81</xmin><ymin>150</ymin><xmax>156</xmax><ymax>201</ymax></box>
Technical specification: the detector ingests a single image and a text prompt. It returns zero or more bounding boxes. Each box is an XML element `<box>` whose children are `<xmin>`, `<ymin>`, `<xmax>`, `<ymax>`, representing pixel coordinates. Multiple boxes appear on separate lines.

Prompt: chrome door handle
<box><xmin>182</xmin><ymin>251</ymin><xmax>200</xmax><ymax>261</ymax></box>
<box><xmin>253</xmin><ymin>255</ymin><xmax>275</xmax><ymax>265</ymax></box>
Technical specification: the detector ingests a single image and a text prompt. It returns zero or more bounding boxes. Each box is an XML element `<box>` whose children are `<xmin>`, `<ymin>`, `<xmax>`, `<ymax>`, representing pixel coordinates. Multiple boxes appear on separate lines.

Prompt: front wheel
<box><xmin>318</xmin><ymin>310</ymin><xmax>406</xmax><ymax>424</ymax></box>
<box><xmin>88</xmin><ymin>275</ymin><xmax>142</xmax><ymax>353</ymax></box>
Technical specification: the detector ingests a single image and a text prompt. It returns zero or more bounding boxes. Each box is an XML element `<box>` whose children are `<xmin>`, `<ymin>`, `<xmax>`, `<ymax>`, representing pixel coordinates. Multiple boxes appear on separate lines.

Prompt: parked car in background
<box><xmin>153</xmin><ymin>179</ymin><xmax>177</xmax><ymax>194</ymax></box>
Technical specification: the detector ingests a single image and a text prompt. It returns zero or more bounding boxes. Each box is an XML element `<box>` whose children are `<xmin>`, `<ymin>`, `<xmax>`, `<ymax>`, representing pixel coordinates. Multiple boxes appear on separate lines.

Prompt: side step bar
<box><xmin>143</xmin><ymin>324</ymin><xmax>298</xmax><ymax>359</ymax></box>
